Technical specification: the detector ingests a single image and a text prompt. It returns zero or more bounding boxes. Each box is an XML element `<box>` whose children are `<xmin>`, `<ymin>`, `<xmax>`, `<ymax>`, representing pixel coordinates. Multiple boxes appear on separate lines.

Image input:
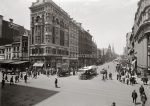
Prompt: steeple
<box><xmin>112</xmin><ymin>44</ymin><xmax>115</xmax><ymax>53</ymax></box>
<box><xmin>108</xmin><ymin>44</ymin><xmax>111</xmax><ymax>52</ymax></box>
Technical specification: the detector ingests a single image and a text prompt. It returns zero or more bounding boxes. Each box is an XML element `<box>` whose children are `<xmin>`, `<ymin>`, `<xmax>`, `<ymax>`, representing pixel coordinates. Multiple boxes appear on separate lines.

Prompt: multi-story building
<box><xmin>126</xmin><ymin>32</ymin><xmax>132</xmax><ymax>51</ymax></box>
<box><xmin>30</xmin><ymin>0</ymin><xmax>70</xmax><ymax>68</ymax></box>
<box><xmin>91</xmin><ymin>40</ymin><xmax>97</xmax><ymax>64</ymax></box>
<box><xmin>0</xmin><ymin>15</ymin><xmax>24</xmax><ymax>46</ymax></box>
<box><xmin>0</xmin><ymin>16</ymin><xmax>30</xmax><ymax>62</ymax></box>
<box><xmin>0</xmin><ymin>46</ymin><xmax>5</xmax><ymax>60</ymax></box>
<box><xmin>0</xmin><ymin>31</ymin><xmax>30</xmax><ymax>61</ymax></box>
<box><xmin>126</xmin><ymin>32</ymin><xmax>133</xmax><ymax>61</ymax></box>
<box><xmin>132</xmin><ymin>0</ymin><xmax>150</xmax><ymax>74</ymax></box>
<box><xmin>78</xmin><ymin>25</ymin><xmax>94</xmax><ymax>67</ymax></box>
<box><xmin>69</xmin><ymin>19</ymin><xmax>79</xmax><ymax>69</ymax></box>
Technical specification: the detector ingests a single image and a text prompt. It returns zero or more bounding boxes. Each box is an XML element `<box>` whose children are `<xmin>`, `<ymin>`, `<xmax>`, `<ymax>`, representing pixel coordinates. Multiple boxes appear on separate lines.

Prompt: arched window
<box><xmin>35</xmin><ymin>16</ymin><xmax>40</xmax><ymax>23</ymax></box>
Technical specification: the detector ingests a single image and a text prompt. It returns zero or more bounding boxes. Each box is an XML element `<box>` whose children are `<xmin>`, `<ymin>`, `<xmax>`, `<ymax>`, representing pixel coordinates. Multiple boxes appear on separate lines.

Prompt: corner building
<box><xmin>132</xmin><ymin>0</ymin><xmax>150</xmax><ymax>74</ymax></box>
<box><xmin>30</xmin><ymin>0</ymin><xmax>70</xmax><ymax>68</ymax></box>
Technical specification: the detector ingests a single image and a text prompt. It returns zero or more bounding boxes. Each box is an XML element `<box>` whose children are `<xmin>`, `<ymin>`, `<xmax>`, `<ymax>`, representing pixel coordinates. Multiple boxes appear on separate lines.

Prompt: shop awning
<box><xmin>0</xmin><ymin>60</ymin><xmax>15</xmax><ymax>64</ymax></box>
<box><xmin>10</xmin><ymin>61</ymin><xmax>29</xmax><ymax>65</ymax></box>
<box><xmin>33</xmin><ymin>63</ymin><xmax>44</xmax><ymax>67</ymax></box>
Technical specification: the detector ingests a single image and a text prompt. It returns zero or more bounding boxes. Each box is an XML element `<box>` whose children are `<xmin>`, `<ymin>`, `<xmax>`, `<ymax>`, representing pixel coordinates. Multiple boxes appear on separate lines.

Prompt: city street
<box><xmin>1</xmin><ymin>62</ymin><xmax>150</xmax><ymax>106</ymax></box>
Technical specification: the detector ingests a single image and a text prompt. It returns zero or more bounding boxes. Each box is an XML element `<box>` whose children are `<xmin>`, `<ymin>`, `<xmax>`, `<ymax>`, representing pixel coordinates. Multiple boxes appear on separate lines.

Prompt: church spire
<box><xmin>112</xmin><ymin>44</ymin><xmax>115</xmax><ymax>53</ymax></box>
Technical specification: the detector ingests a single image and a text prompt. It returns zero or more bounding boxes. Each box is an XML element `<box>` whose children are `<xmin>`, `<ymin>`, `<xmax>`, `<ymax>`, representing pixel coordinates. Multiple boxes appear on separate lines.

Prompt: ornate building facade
<box><xmin>30</xmin><ymin>0</ymin><xmax>70</xmax><ymax>68</ymax></box>
<box><xmin>132</xmin><ymin>0</ymin><xmax>150</xmax><ymax>74</ymax></box>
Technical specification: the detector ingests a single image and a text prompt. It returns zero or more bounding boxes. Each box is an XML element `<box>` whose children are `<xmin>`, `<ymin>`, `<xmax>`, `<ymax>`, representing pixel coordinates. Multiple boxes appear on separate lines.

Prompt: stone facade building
<box><xmin>30</xmin><ymin>0</ymin><xmax>70</xmax><ymax>68</ymax></box>
<box><xmin>132</xmin><ymin>0</ymin><xmax>150</xmax><ymax>74</ymax></box>
<box><xmin>69</xmin><ymin>20</ymin><xmax>79</xmax><ymax>69</ymax></box>
<box><xmin>78</xmin><ymin>26</ymin><xmax>95</xmax><ymax>67</ymax></box>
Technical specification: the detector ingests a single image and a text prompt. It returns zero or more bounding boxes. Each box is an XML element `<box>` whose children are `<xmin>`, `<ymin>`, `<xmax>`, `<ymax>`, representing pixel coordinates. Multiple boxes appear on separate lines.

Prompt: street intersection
<box><xmin>1</xmin><ymin>62</ymin><xmax>150</xmax><ymax>106</ymax></box>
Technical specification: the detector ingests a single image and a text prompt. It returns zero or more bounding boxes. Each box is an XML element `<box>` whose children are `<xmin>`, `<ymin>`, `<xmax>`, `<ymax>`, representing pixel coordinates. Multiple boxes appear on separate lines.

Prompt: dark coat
<box><xmin>132</xmin><ymin>91</ymin><xmax>138</xmax><ymax>98</ymax></box>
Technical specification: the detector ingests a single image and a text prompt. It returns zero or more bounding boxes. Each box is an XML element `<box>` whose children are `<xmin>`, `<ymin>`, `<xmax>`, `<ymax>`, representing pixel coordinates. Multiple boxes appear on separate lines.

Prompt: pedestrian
<box><xmin>2</xmin><ymin>70</ymin><xmax>5</xmax><ymax>78</ymax></box>
<box><xmin>145</xmin><ymin>77</ymin><xmax>148</xmax><ymax>85</ymax></box>
<box><xmin>132</xmin><ymin>90</ymin><xmax>138</xmax><ymax>104</ymax></box>
<box><xmin>105</xmin><ymin>70</ymin><xmax>108</xmax><ymax>79</ymax></box>
<box><xmin>139</xmin><ymin>85</ymin><xmax>144</xmax><ymax>96</ymax></box>
<box><xmin>102</xmin><ymin>74</ymin><xmax>105</xmax><ymax>80</ymax></box>
<box><xmin>109</xmin><ymin>72</ymin><xmax>112</xmax><ymax>80</ymax></box>
<box><xmin>130</xmin><ymin>77</ymin><xmax>133</xmax><ymax>85</ymax></box>
<box><xmin>55</xmin><ymin>78</ymin><xmax>58</xmax><ymax>88</ymax></box>
<box><xmin>20</xmin><ymin>73</ymin><xmax>23</xmax><ymax>80</ymax></box>
<box><xmin>126</xmin><ymin>78</ymin><xmax>129</xmax><ymax>85</ymax></box>
<box><xmin>17</xmin><ymin>75</ymin><xmax>19</xmax><ymax>82</ymax></box>
<box><xmin>24</xmin><ymin>74</ymin><xmax>27</xmax><ymax>83</ymax></box>
<box><xmin>117</xmin><ymin>74</ymin><xmax>119</xmax><ymax>80</ymax></box>
<box><xmin>111</xmin><ymin>102</ymin><xmax>116</xmax><ymax>106</ymax></box>
<box><xmin>5</xmin><ymin>74</ymin><xmax>9</xmax><ymax>82</ymax></box>
<box><xmin>141</xmin><ymin>92</ymin><xmax>147</xmax><ymax>106</ymax></box>
<box><xmin>122</xmin><ymin>77</ymin><xmax>125</xmax><ymax>83</ymax></box>
<box><xmin>1</xmin><ymin>77</ymin><xmax>5</xmax><ymax>88</ymax></box>
<box><xmin>10</xmin><ymin>76</ymin><xmax>14</xmax><ymax>85</ymax></box>
<box><xmin>15</xmin><ymin>75</ymin><xmax>18</xmax><ymax>83</ymax></box>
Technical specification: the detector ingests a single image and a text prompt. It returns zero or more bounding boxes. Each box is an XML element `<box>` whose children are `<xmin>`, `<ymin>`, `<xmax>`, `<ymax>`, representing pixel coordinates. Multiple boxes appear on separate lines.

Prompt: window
<box><xmin>52</xmin><ymin>48</ymin><xmax>56</xmax><ymax>54</ymax></box>
<box><xmin>35</xmin><ymin>36</ymin><xmax>41</xmax><ymax>44</ymax></box>
<box><xmin>14</xmin><ymin>47</ymin><xmax>16</xmax><ymax>52</ymax></box>
<box><xmin>17</xmin><ymin>47</ymin><xmax>19</xmax><ymax>51</ymax></box>
<box><xmin>46</xmin><ymin>47</ymin><xmax>51</xmax><ymax>54</ymax></box>
<box><xmin>32</xmin><ymin>17</ymin><xmax>34</xmax><ymax>25</ymax></box>
<box><xmin>46</xmin><ymin>35</ymin><xmax>51</xmax><ymax>43</ymax></box>
<box><xmin>39</xmin><ymin>48</ymin><xmax>44</xmax><ymax>54</ymax></box>
<box><xmin>52</xmin><ymin>27</ymin><xmax>55</xmax><ymax>44</ymax></box>
<box><xmin>36</xmin><ymin>16</ymin><xmax>40</xmax><ymax>23</ymax></box>
<box><xmin>32</xmin><ymin>49</ymin><xmax>35</xmax><ymax>54</ymax></box>
<box><xmin>60</xmin><ymin>30</ymin><xmax>64</xmax><ymax>46</ymax></box>
<box><xmin>55</xmin><ymin>27</ymin><xmax>59</xmax><ymax>35</ymax></box>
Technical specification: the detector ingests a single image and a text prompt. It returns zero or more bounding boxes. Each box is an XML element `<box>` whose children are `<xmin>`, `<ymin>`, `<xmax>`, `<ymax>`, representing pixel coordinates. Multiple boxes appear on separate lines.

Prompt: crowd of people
<box><xmin>115</xmin><ymin>62</ymin><xmax>149</xmax><ymax>106</ymax></box>
<box><xmin>1</xmin><ymin>67</ymin><xmax>60</xmax><ymax>89</ymax></box>
<box><xmin>1</xmin><ymin>70</ymin><xmax>29</xmax><ymax>88</ymax></box>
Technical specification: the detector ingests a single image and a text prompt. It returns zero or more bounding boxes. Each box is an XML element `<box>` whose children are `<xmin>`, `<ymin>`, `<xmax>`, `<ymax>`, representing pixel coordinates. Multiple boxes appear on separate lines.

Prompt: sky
<box><xmin>0</xmin><ymin>0</ymin><xmax>139</xmax><ymax>55</ymax></box>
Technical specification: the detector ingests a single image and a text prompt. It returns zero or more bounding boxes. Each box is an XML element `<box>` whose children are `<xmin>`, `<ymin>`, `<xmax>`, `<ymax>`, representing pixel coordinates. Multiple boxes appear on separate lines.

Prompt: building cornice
<box><xmin>134</xmin><ymin>20</ymin><xmax>150</xmax><ymax>39</ymax></box>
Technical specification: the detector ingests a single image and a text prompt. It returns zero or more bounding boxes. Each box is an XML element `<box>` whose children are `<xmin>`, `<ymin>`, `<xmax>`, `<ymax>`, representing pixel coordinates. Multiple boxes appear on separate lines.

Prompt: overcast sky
<box><xmin>0</xmin><ymin>0</ymin><xmax>139</xmax><ymax>54</ymax></box>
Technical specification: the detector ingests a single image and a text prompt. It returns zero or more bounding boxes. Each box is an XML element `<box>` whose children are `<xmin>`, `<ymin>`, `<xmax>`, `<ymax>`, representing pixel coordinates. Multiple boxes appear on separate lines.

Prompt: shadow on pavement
<box><xmin>135</xmin><ymin>102</ymin><xmax>141</xmax><ymax>105</ymax></box>
<box><xmin>1</xmin><ymin>83</ymin><xmax>59</xmax><ymax>106</ymax></box>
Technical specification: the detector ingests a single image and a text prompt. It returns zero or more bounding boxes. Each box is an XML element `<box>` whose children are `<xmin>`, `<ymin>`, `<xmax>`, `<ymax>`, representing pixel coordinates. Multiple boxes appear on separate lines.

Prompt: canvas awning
<box><xmin>0</xmin><ymin>60</ymin><xmax>15</xmax><ymax>64</ymax></box>
<box><xmin>10</xmin><ymin>61</ymin><xmax>29</xmax><ymax>65</ymax></box>
<box><xmin>33</xmin><ymin>62</ymin><xmax>44</xmax><ymax>67</ymax></box>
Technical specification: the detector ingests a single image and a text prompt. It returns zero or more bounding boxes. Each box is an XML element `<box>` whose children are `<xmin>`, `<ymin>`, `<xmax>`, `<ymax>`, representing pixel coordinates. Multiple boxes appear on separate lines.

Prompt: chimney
<box><xmin>9</xmin><ymin>18</ymin><xmax>13</xmax><ymax>23</ymax></box>
<box><xmin>87</xmin><ymin>30</ymin><xmax>89</xmax><ymax>32</ymax></box>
